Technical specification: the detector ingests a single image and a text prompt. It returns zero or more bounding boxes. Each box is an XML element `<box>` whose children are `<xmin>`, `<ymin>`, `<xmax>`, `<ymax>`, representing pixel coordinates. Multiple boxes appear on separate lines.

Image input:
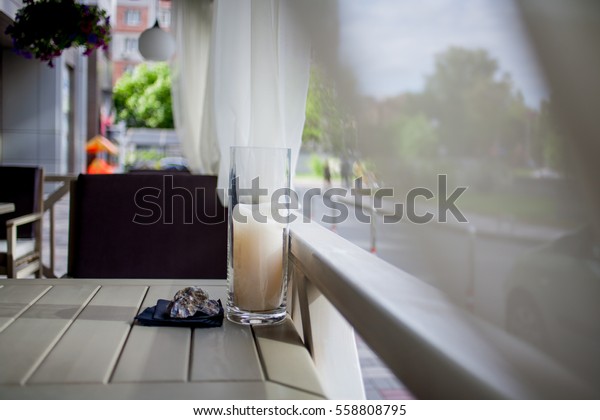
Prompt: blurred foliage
<box><xmin>535</xmin><ymin>98</ymin><xmax>571</xmax><ymax>173</ymax></box>
<box><xmin>303</xmin><ymin>67</ymin><xmax>326</xmax><ymax>144</ymax></box>
<box><xmin>309</xmin><ymin>153</ymin><xmax>325</xmax><ymax>178</ymax></box>
<box><xmin>113</xmin><ymin>63</ymin><xmax>174</xmax><ymax>129</ymax></box>
<box><xmin>303</xmin><ymin>65</ymin><xmax>354</xmax><ymax>156</ymax></box>
<box><xmin>362</xmin><ymin>47</ymin><xmax>567</xmax><ymax>187</ymax></box>
<box><xmin>388</xmin><ymin>114</ymin><xmax>438</xmax><ymax>160</ymax></box>
<box><xmin>124</xmin><ymin>148</ymin><xmax>166</xmax><ymax>171</ymax></box>
<box><xmin>422</xmin><ymin>47</ymin><xmax>527</xmax><ymax>158</ymax></box>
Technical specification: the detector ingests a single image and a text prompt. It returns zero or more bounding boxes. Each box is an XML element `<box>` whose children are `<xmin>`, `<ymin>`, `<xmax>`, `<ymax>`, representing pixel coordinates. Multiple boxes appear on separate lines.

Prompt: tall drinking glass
<box><xmin>226</xmin><ymin>146</ymin><xmax>291</xmax><ymax>325</ymax></box>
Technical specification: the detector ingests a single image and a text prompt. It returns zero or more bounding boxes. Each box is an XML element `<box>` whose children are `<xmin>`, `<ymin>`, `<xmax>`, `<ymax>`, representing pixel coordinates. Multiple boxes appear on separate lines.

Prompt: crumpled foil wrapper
<box><xmin>167</xmin><ymin>286</ymin><xmax>221</xmax><ymax>318</ymax></box>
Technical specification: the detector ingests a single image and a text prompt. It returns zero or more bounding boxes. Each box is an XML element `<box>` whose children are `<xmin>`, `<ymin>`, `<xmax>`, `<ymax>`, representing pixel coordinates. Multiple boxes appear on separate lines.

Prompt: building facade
<box><xmin>112</xmin><ymin>0</ymin><xmax>171</xmax><ymax>86</ymax></box>
<box><xmin>0</xmin><ymin>0</ymin><xmax>174</xmax><ymax>174</ymax></box>
<box><xmin>0</xmin><ymin>0</ymin><xmax>117</xmax><ymax>174</ymax></box>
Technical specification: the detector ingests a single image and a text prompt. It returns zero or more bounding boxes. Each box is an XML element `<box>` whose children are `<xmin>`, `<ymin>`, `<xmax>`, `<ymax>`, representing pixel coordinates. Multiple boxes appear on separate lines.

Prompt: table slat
<box><xmin>111</xmin><ymin>285</ymin><xmax>191</xmax><ymax>383</ymax></box>
<box><xmin>0</xmin><ymin>280</ymin><xmax>326</xmax><ymax>399</ymax></box>
<box><xmin>189</xmin><ymin>284</ymin><xmax>262</xmax><ymax>382</ymax></box>
<box><xmin>28</xmin><ymin>286</ymin><xmax>147</xmax><ymax>385</ymax></box>
<box><xmin>0</xmin><ymin>381</ymin><xmax>322</xmax><ymax>400</ymax></box>
<box><xmin>0</xmin><ymin>285</ymin><xmax>99</xmax><ymax>385</ymax></box>
<box><xmin>191</xmin><ymin>321</ymin><xmax>263</xmax><ymax>382</ymax></box>
<box><xmin>0</xmin><ymin>285</ymin><xmax>51</xmax><ymax>333</ymax></box>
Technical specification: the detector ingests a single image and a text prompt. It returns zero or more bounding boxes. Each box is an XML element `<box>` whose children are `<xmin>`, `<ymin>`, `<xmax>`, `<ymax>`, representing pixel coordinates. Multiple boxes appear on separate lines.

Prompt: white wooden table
<box><xmin>0</xmin><ymin>278</ymin><xmax>325</xmax><ymax>399</ymax></box>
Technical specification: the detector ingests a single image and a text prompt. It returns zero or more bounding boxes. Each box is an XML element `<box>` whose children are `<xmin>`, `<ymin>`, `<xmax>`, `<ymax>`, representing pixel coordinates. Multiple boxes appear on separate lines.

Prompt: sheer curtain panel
<box><xmin>171</xmin><ymin>0</ymin><xmax>218</xmax><ymax>175</ymax></box>
<box><xmin>171</xmin><ymin>0</ymin><xmax>311</xmax><ymax>196</ymax></box>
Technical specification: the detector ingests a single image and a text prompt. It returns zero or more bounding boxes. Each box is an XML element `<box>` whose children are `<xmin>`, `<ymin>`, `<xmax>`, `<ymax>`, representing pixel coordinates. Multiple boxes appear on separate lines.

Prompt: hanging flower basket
<box><xmin>5</xmin><ymin>0</ymin><xmax>112</xmax><ymax>68</ymax></box>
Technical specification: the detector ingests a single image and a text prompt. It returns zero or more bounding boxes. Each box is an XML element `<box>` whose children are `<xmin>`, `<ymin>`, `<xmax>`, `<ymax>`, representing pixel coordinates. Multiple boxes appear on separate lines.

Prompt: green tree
<box><xmin>113</xmin><ymin>63</ymin><xmax>174</xmax><ymax>129</ymax></box>
<box><xmin>391</xmin><ymin>114</ymin><xmax>438</xmax><ymax>160</ymax></box>
<box><xmin>302</xmin><ymin>65</ymin><xmax>348</xmax><ymax>155</ymax></box>
<box><xmin>536</xmin><ymin>98</ymin><xmax>571</xmax><ymax>173</ymax></box>
<box><xmin>303</xmin><ymin>66</ymin><xmax>325</xmax><ymax>144</ymax></box>
<box><xmin>422</xmin><ymin>47</ymin><xmax>527</xmax><ymax>158</ymax></box>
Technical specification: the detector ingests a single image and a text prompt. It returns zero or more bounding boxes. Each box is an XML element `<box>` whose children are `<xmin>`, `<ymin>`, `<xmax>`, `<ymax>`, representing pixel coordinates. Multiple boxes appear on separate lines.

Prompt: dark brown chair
<box><xmin>68</xmin><ymin>173</ymin><xmax>227</xmax><ymax>279</ymax></box>
<box><xmin>0</xmin><ymin>166</ymin><xmax>44</xmax><ymax>278</ymax></box>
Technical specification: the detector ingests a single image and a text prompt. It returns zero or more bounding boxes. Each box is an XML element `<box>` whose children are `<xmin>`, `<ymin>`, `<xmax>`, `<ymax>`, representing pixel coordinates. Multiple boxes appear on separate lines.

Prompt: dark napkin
<box><xmin>135</xmin><ymin>299</ymin><xmax>224</xmax><ymax>328</ymax></box>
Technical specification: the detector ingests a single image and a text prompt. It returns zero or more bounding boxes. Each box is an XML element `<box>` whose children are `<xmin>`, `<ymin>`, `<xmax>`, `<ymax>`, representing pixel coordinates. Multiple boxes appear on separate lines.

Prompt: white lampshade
<box><xmin>138</xmin><ymin>20</ymin><xmax>176</xmax><ymax>61</ymax></box>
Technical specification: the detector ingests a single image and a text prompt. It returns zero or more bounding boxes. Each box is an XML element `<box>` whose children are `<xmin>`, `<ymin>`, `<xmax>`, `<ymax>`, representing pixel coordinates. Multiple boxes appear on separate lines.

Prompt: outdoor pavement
<box><xmin>355</xmin><ymin>335</ymin><xmax>415</xmax><ymax>400</ymax></box>
<box><xmin>42</xmin><ymin>196</ymin><xmax>70</xmax><ymax>277</ymax></box>
<box><xmin>40</xmin><ymin>192</ymin><xmax>414</xmax><ymax>400</ymax></box>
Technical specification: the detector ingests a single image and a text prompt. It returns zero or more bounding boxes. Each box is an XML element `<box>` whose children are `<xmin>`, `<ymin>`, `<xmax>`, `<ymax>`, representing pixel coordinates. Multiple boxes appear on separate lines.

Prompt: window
<box><xmin>158</xmin><ymin>9</ymin><xmax>171</xmax><ymax>28</ymax></box>
<box><xmin>124</xmin><ymin>9</ymin><xmax>141</xmax><ymax>26</ymax></box>
<box><xmin>124</xmin><ymin>38</ymin><xmax>138</xmax><ymax>54</ymax></box>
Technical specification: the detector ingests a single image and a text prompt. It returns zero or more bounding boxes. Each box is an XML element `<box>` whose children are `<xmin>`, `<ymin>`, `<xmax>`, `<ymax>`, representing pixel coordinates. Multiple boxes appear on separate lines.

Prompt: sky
<box><xmin>338</xmin><ymin>0</ymin><xmax>549</xmax><ymax>108</ymax></box>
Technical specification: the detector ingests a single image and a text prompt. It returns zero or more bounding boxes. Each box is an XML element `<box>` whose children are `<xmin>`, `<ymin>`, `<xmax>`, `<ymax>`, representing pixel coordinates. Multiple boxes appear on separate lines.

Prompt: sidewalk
<box><xmin>356</xmin><ymin>335</ymin><xmax>415</xmax><ymax>400</ymax></box>
<box><xmin>42</xmin><ymin>195</ymin><xmax>70</xmax><ymax>278</ymax></box>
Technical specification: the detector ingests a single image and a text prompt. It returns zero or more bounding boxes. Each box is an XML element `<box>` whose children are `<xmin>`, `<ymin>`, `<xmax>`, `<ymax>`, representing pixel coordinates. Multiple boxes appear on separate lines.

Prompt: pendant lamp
<box><xmin>138</xmin><ymin>19</ymin><xmax>175</xmax><ymax>61</ymax></box>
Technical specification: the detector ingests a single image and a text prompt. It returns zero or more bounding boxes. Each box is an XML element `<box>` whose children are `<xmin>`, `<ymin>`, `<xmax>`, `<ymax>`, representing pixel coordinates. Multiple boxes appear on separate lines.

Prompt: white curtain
<box><xmin>170</xmin><ymin>0</ymin><xmax>218</xmax><ymax>175</ymax></box>
<box><xmin>171</xmin><ymin>0</ymin><xmax>311</xmax><ymax>195</ymax></box>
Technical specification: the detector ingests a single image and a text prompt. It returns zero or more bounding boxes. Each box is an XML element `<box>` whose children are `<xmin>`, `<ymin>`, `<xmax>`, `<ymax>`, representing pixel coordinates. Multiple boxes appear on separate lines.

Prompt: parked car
<box><xmin>505</xmin><ymin>226</ymin><xmax>600</xmax><ymax>388</ymax></box>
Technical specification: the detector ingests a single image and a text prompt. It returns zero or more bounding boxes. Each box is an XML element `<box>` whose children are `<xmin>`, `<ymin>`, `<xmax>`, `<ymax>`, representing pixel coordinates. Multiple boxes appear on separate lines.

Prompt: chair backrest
<box><xmin>0</xmin><ymin>166</ymin><xmax>43</xmax><ymax>239</ymax></box>
<box><xmin>68</xmin><ymin>173</ymin><xmax>227</xmax><ymax>279</ymax></box>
